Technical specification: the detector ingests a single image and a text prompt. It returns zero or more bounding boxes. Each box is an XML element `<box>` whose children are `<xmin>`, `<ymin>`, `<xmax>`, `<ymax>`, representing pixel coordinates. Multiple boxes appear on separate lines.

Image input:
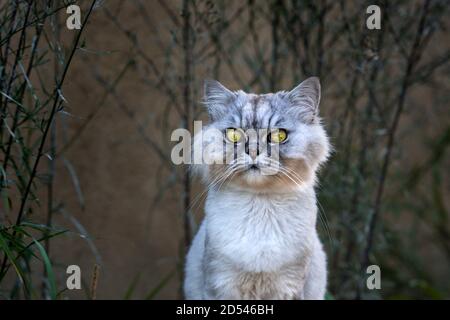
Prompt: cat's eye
<box><xmin>225</xmin><ymin>128</ymin><xmax>244</xmax><ymax>143</ymax></box>
<box><xmin>269</xmin><ymin>129</ymin><xmax>288</xmax><ymax>143</ymax></box>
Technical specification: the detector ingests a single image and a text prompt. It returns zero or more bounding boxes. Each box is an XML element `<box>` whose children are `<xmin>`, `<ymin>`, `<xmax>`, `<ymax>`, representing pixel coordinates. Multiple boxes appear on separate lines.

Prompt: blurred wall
<box><xmin>54</xmin><ymin>1</ymin><xmax>184</xmax><ymax>299</ymax></box>
<box><xmin>46</xmin><ymin>0</ymin><xmax>450</xmax><ymax>299</ymax></box>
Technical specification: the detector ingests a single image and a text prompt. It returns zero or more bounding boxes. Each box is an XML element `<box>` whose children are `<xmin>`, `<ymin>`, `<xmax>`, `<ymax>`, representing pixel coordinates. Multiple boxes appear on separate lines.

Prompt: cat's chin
<box><xmin>226</xmin><ymin>168</ymin><xmax>299</xmax><ymax>193</ymax></box>
<box><xmin>242</xmin><ymin>167</ymin><xmax>267</xmax><ymax>183</ymax></box>
<box><xmin>224</xmin><ymin>168</ymin><xmax>267</xmax><ymax>189</ymax></box>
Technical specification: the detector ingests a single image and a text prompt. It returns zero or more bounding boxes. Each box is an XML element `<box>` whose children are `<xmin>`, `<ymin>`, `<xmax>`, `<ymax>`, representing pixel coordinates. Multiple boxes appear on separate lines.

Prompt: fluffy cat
<box><xmin>184</xmin><ymin>77</ymin><xmax>331</xmax><ymax>300</ymax></box>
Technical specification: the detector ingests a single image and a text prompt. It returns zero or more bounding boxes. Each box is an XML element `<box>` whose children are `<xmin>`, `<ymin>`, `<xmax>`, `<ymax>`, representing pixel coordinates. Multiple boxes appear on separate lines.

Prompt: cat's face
<box><xmin>193</xmin><ymin>77</ymin><xmax>330</xmax><ymax>193</ymax></box>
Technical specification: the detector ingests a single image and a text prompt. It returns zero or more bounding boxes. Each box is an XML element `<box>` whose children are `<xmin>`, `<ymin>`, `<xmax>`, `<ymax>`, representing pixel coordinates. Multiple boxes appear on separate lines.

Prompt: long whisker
<box><xmin>258</xmin><ymin>158</ymin><xmax>306</xmax><ymax>184</ymax></box>
<box><xmin>216</xmin><ymin>165</ymin><xmax>244</xmax><ymax>192</ymax></box>
<box><xmin>279</xmin><ymin>166</ymin><xmax>333</xmax><ymax>244</ymax></box>
<box><xmin>188</xmin><ymin>160</ymin><xmax>243</xmax><ymax>217</ymax></box>
<box><xmin>188</xmin><ymin>167</ymin><xmax>233</xmax><ymax>215</ymax></box>
<box><xmin>316</xmin><ymin>199</ymin><xmax>334</xmax><ymax>246</ymax></box>
<box><xmin>262</xmin><ymin>160</ymin><xmax>334</xmax><ymax>245</ymax></box>
<box><xmin>259</xmin><ymin>158</ymin><xmax>305</xmax><ymax>185</ymax></box>
<box><xmin>215</xmin><ymin>169</ymin><xmax>237</xmax><ymax>193</ymax></box>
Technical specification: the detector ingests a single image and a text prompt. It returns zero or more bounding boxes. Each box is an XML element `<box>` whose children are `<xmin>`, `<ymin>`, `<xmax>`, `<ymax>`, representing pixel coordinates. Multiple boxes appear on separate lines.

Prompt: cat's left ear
<box><xmin>204</xmin><ymin>80</ymin><xmax>236</xmax><ymax>121</ymax></box>
<box><xmin>288</xmin><ymin>77</ymin><xmax>321</xmax><ymax>123</ymax></box>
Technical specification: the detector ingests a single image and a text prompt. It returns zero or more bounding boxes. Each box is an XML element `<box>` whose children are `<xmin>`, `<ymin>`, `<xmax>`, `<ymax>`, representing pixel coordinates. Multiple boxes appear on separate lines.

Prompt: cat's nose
<box><xmin>245</xmin><ymin>140</ymin><xmax>259</xmax><ymax>160</ymax></box>
<box><xmin>249</xmin><ymin>149</ymin><xmax>257</xmax><ymax>160</ymax></box>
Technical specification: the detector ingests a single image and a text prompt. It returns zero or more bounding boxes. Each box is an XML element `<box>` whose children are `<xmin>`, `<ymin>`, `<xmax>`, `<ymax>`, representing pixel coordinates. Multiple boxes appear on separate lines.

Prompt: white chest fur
<box><xmin>204</xmin><ymin>187</ymin><xmax>318</xmax><ymax>273</ymax></box>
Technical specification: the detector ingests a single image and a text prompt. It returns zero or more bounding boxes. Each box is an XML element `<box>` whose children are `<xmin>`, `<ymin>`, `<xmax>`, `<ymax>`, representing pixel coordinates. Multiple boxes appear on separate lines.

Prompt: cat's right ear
<box><xmin>204</xmin><ymin>80</ymin><xmax>235</xmax><ymax>121</ymax></box>
<box><xmin>287</xmin><ymin>77</ymin><xmax>321</xmax><ymax>123</ymax></box>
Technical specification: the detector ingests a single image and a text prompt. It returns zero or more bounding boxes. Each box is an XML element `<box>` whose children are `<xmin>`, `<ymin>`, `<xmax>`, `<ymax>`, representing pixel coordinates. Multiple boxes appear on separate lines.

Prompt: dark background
<box><xmin>0</xmin><ymin>0</ymin><xmax>449</xmax><ymax>299</ymax></box>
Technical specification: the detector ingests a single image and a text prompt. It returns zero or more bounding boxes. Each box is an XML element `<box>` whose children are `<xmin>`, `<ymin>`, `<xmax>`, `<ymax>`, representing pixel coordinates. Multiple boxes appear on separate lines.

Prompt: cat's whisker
<box><xmin>272</xmin><ymin>165</ymin><xmax>333</xmax><ymax>246</ymax></box>
<box><xmin>189</xmin><ymin>158</ymin><xmax>248</xmax><ymax>213</ymax></box>
<box><xmin>216</xmin><ymin>165</ymin><xmax>244</xmax><ymax>192</ymax></box>
<box><xmin>316</xmin><ymin>199</ymin><xmax>334</xmax><ymax>246</ymax></box>
<box><xmin>265</xmin><ymin>162</ymin><xmax>305</xmax><ymax>186</ymax></box>
<box><xmin>213</xmin><ymin>157</ymin><xmax>250</xmax><ymax>192</ymax></box>
<box><xmin>282</xmin><ymin>167</ymin><xmax>307</xmax><ymax>185</ymax></box>
<box><xmin>189</xmin><ymin>157</ymin><xmax>246</xmax><ymax>210</ymax></box>
<box><xmin>278</xmin><ymin>166</ymin><xmax>333</xmax><ymax>243</ymax></box>
<box><xmin>257</xmin><ymin>158</ymin><xmax>307</xmax><ymax>185</ymax></box>
<box><xmin>215</xmin><ymin>170</ymin><xmax>237</xmax><ymax>193</ymax></box>
<box><xmin>278</xmin><ymin>170</ymin><xmax>304</xmax><ymax>189</ymax></box>
<box><xmin>188</xmin><ymin>164</ymin><xmax>239</xmax><ymax>217</ymax></box>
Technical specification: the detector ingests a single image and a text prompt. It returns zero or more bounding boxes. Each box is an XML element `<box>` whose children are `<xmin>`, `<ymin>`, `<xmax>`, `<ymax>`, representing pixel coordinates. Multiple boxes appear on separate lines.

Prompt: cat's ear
<box><xmin>204</xmin><ymin>80</ymin><xmax>235</xmax><ymax>121</ymax></box>
<box><xmin>287</xmin><ymin>77</ymin><xmax>321</xmax><ymax>123</ymax></box>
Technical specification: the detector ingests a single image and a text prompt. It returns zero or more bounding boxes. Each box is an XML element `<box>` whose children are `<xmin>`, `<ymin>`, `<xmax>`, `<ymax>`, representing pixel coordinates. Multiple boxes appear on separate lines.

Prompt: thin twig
<box><xmin>359</xmin><ymin>0</ymin><xmax>432</xmax><ymax>296</ymax></box>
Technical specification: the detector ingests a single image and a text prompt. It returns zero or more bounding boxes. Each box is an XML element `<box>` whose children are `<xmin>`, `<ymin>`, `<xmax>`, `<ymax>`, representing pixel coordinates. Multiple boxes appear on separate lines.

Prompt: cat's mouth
<box><xmin>245</xmin><ymin>163</ymin><xmax>266</xmax><ymax>175</ymax></box>
<box><xmin>243</xmin><ymin>162</ymin><xmax>279</xmax><ymax>176</ymax></box>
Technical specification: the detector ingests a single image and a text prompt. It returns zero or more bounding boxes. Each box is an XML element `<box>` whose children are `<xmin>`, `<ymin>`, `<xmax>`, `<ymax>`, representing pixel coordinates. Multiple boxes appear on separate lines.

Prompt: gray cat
<box><xmin>184</xmin><ymin>77</ymin><xmax>331</xmax><ymax>299</ymax></box>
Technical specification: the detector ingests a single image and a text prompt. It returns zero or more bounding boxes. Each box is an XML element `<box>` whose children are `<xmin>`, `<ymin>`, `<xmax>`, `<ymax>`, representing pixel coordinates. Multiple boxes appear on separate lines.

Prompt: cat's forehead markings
<box><xmin>240</xmin><ymin>94</ymin><xmax>255</xmax><ymax>128</ymax></box>
<box><xmin>239</xmin><ymin>94</ymin><xmax>273</xmax><ymax>129</ymax></box>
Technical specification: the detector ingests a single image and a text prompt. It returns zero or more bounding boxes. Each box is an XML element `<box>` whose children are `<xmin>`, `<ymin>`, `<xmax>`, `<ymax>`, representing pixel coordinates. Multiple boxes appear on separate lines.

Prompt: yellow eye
<box><xmin>270</xmin><ymin>129</ymin><xmax>288</xmax><ymax>143</ymax></box>
<box><xmin>226</xmin><ymin>128</ymin><xmax>243</xmax><ymax>143</ymax></box>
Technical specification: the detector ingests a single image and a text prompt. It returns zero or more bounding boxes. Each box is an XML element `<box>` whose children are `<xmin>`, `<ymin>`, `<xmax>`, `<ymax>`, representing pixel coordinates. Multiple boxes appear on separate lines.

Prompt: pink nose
<box><xmin>249</xmin><ymin>149</ymin><xmax>257</xmax><ymax>160</ymax></box>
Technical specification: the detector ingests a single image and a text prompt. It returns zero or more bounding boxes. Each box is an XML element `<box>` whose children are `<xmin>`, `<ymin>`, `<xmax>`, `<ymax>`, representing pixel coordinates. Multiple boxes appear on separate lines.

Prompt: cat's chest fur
<box><xmin>201</xmin><ymin>188</ymin><xmax>318</xmax><ymax>299</ymax></box>
<box><xmin>204</xmin><ymin>188</ymin><xmax>317</xmax><ymax>273</ymax></box>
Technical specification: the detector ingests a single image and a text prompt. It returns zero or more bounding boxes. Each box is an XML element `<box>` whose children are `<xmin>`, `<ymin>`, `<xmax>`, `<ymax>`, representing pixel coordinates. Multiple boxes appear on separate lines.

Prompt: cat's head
<box><xmin>192</xmin><ymin>77</ymin><xmax>331</xmax><ymax>193</ymax></box>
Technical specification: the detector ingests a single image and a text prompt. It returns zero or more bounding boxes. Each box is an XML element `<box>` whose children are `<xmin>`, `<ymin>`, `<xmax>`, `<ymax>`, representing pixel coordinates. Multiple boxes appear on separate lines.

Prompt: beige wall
<box><xmin>40</xmin><ymin>0</ymin><xmax>450</xmax><ymax>299</ymax></box>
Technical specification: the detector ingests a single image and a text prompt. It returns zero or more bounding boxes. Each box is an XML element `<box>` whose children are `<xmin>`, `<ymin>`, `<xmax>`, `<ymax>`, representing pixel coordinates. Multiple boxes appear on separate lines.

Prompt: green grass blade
<box><xmin>145</xmin><ymin>269</ymin><xmax>176</xmax><ymax>300</ymax></box>
<box><xmin>124</xmin><ymin>272</ymin><xmax>141</xmax><ymax>300</ymax></box>
<box><xmin>32</xmin><ymin>238</ymin><xmax>57</xmax><ymax>300</ymax></box>
<box><xmin>0</xmin><ymin>231</ymin><xmax>27</xmax><ymax>286</ymax></box>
